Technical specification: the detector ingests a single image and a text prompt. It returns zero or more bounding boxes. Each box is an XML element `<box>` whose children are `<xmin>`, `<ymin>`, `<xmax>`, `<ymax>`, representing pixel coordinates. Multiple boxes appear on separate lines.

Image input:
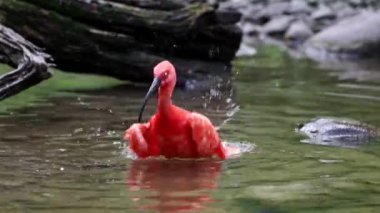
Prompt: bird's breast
<box><xmin>157</xmin><ymin>132</ymin><xmax>194</xmax><ymax>158</ymax></box>
<box><xmin>152</xmin><ymin>111</ymin><xmax>197</xmax><ymax>158</ymax></box>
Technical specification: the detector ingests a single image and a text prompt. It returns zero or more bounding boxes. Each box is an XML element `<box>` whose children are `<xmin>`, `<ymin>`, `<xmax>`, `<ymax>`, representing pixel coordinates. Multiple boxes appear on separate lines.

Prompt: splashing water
<box><xmin>122</xmin><ymin>143</ymin><xmax>138</xmax><ymax>160</ymax></box>
<box><xmin>216</xmin><ymin>105</ymin><xmax>240</xmax><ymax>131</ymax></box>
<box><xmin>222</xmin><ymin>141</ymin><xmax>255</xmax><ymax>158</ymax></box>
<box><xmin>122</xmin><ymin>141</ymin><xmax>255</xmax><ymax>160</ymax></box>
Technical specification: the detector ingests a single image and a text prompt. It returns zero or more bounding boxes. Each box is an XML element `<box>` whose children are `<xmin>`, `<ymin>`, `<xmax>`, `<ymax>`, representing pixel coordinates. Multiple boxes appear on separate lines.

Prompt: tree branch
<box><xmin>0</xmin><ymin>24</ymin><xmax>52</xmax><ymax>100</ymax></box>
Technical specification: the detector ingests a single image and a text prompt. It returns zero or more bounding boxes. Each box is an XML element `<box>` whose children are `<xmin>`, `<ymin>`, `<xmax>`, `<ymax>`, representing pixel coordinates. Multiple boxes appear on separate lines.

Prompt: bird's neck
<box><xmin>158</xmin><ymin>86</ymin><xmax>173</xmax><ymax>117</ymax></box>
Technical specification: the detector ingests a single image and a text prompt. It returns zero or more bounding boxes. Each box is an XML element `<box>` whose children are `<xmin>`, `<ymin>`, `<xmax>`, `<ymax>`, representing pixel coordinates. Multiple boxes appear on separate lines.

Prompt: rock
<box><xmin>336</xmin><ymin>6</ymin><xmax>358</xmax><ymax>19</ymax></box>
<box><xmin>253</xmin><ymin>2</ymin><xmax>290</xmax><ymax>24</ymax></box>
<box><xmin>307</xmin><ymin>0</ymin><xmax>318</xmax><ymax>7</ymax></box>
<box><xmin>310</xmin><ymin>4</ymin><xmax>337</xmax><ymax>32</ymax></box>
<box><xmin>311</xmin><ymin>5</ymin><xmax>336</xmax><ymax>21</ymax></box>
<box><xmin>331</xmin><ymin>1</ymin><xmax>358</xmax><ymax>19</ymax></box>
<box><xmin>331</xmin><ymin>1</ymin><xmax>350</xmax><ymax>10</ymax></box>
<box><xmin>349</xmin><ymin>0</ymin><xmax>380</xmax><ymax>8</ymax></box>
<box><xmin>296</xmin><ymin>117</ymin><xmax>378</xmax><ymax>147</ymax></box>
<box><xmin>305</xmin><ymin>11</ymin><xmax>380</xmax><ymax>59</ymax></box>
<box><xmin>349</xmin><ymin>0</ymin><xmax>365</xmax><ymax>7</ymax></box>
<box><xmin>241</xmin><ymin>5</ymin><xmax>265</xmax><ymax>22</ymax></box>
<box><xmin>241</xmin><ymin>22</ymin><xmax>262</xmax><ymax>36</ymax></box>
<box><xmin>215</xmin><ymin>9</ymin><xmax>242</xmax><ymax>25</ymax></box>
<box><xmin>235</xmin><ymin>43</ymin><xmax>257</xmax><ymax>57</ymax></box>
<box><xmin>235</xmin><ymin>34</ymin><xmax>257</xmax><ymax>57</ymax></box>
<box><xmin>219</xmin><ymin>0</ymin><xmax>253</xmax><ymax>12</ymax></box>
<box><xmin>348</xmin><ymin>0</ymin><xmax>372</xmax><ymax>8</ymax></box>
<box><xmin>288</xmin><ymin>0</ymin><xmax>312</xmax><ymax>14</ymax></box>
<box><xmin>285</xmin><ymin>20</ymin><xmax>313</xmax><ymax>42</ymax></box>
<box><xmin>262</xmin><ymin>15</ymin><xmax>294</xmax><ymax>35</ymax></box>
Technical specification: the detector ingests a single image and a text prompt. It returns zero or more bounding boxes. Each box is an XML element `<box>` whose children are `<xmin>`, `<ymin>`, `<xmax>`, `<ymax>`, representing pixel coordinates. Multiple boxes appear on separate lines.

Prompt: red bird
<box><xmin>124</xmin><ymin>60</ymin><xmax>229</xmax><ymax>159</ymax></box>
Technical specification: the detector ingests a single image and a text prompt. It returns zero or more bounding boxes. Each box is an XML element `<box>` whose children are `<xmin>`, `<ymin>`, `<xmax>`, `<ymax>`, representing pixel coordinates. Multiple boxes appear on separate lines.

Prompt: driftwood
<box><xmin>0</xmin><ymin>24</ymin><xmax>52</xmax><ymax>100</ymax></box>
<box><xmin>0</xmin><ymin>0</ymin><xmax>241</xmax><ymax>84</ymax></box>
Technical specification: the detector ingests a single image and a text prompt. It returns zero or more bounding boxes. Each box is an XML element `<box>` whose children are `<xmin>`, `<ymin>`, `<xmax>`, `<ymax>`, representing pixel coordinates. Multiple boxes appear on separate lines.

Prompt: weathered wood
<box><xmin>0</xmin><ymin>24</ymin><xmax>52</xmax><ymax>100</ymax></box>
<box><xmin>109</xmin><ymin>0</ymin><xmax>204</xmax><ymax>11</ymax></box>
<box><xmin>0</xmin><ymin>0</ymin><xmax>241</xmax><ymax>84</ymax></box>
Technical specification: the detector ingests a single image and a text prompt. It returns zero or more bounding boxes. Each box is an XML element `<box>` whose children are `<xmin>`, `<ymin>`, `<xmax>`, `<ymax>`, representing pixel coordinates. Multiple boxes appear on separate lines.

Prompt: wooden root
<box><xmin>0</xmin><ymin>24</ymin><xmax>52</xmax><ymax>101</ymax></box>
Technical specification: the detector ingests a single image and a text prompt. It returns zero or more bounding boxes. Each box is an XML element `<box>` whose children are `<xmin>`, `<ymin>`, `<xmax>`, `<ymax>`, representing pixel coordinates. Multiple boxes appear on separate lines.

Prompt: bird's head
<box><xmin>138</xmin><ymin>60</ymin><xmax>177</xmax><ymax>122</ymax></box>
<box><xmin>153</xmin><ymin>60</ymin><xmax>176</xmax><ymax>87</ymax></box>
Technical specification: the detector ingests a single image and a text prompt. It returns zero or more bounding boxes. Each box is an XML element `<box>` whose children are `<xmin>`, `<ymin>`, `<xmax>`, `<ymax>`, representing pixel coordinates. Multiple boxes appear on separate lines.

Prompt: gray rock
<box><xmin>307</xmin><ymin>0</ymin><xmax>318</xmax><ymax>7</ymax></box>
<box><xmin>262</xmin><ymin>15</ymin><xmax>294</xmax><ymax>35</ymax></box>
<box><xmin>241</xmin><ymin>22</ymin><xmax>262</xmax><ymax>36</ymax></box>
<box><xmin>285</xmin><ymin>20</ymin><xmax>313</xmax><ymax>42</ymax></box>
<box><xmin>235</xmin><ymin>42</ymin><xmax>257</xmax><ymax>57</ymax></box>
<box><xmin>311</xmin><ymin>5</ymin><xmax>336</xmax><ymax>21</ymax></box>
<box><xmin>241</xmin><ymin>5</ymin><xmax>264</xmax><ymax>20</ymax></box>
<box><xmin>296</xmin><ymin>117</ymin><xmax>378</xmax><ymax>147</ymax></box>
<box><xmin>349</xmin><ymin>0</ymin><xmax>364</xmax><ymax>7</ymax></box>
<box><xmin>254</xmin><ymin>2</ymin><xmax>290</xmax><ymax>23</ymax></box>
<box><xmin>306</xmin><ymin>11</ymin><xmax>380</xmax><ymax>58</ymax></box>
<box><xmin>336</xmin><ymin>6</ymin><xmax>358</xmax><ymax>19</ymax></box>
<box><xmin>288</xmin><ymin>0</ymin><xmax>312</xmax><ymax>14</ymax></box>
<box><xmin>310</xmin><ymin>4</ymin><xmax>337</xmax><ymax>32</ymax></box>
<box><xmin>219</xmin><ymin>0</ymin><xmax>252</xmax><ymax>11</ymax></box>
<box><xmin>331</xmin><ymin>1</ymin><xmax>351</xmax><ymax>11</ymax></box>
<box><xmin>330</xmin><ymin>1</ymin><xmax>358</xmax><ymax>19</ymax></box>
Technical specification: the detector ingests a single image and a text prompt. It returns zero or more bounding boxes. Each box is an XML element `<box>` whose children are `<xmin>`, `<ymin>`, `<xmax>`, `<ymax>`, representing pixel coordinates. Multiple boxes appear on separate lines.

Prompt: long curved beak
<box><xmin>138</xmin><ymin>77</ymin><xmax>161</xmax><ymax>122</ymax></box>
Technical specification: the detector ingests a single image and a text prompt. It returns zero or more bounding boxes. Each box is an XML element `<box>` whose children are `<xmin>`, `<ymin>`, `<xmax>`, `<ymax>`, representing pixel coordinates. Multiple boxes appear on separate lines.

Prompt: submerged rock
<box><xmin>305</xmin><ymin>11</ymin><xmax>380</xmax><ymax>60</ymax></box>
<box><xmin>296</xmin><ymin>117</ymin><xmax>379</xmax><ymax>147</ymax></box>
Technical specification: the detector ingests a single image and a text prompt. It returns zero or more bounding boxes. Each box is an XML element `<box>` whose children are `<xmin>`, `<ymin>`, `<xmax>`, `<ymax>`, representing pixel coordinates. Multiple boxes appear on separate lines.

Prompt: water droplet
<box><xmin>122</xmin><ymin>146</ymin><xmax>137</xmax><ymax>160</ymax></box>
<box><xmin>73</xmin><ymin>128</ymin><xmax>84</xmax><ymax>134</ymax></box>
<box><xmin>113</xmin><ymin>141</ymin><xmax>121</xmax><ymax>145</ymax></box>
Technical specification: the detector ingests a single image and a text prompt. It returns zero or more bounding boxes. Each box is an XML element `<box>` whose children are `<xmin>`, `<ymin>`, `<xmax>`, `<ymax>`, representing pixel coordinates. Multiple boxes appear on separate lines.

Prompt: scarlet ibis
<box><xmin>124</xmin><ymin>60</ymin><xmax>229</xmax><ymax>159</ymax></box>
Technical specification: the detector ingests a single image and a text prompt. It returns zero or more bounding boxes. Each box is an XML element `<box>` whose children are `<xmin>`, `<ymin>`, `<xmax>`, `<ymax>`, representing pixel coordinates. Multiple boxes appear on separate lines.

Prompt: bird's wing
<box><xmin>124</xmin><ymin>123</ymin><xmax>150</xmax><ymax>158</ymax></box>
<box><xmin>188</xmin><ymin>112</ymin><xmax>226</xmax><ymax>159</ymax></box>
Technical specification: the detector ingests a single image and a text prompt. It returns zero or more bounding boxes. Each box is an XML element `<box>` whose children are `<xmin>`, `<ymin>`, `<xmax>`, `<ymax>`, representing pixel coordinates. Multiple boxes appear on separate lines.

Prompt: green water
<box><xmin>0</xmin><ymin>46</ymin><xmax>379</xmax><ymax>212</ymax></box>
<box><xmin>0</xmin><ymin>66</ymin><xmax>122</xmax><ymax>114</ymax></box>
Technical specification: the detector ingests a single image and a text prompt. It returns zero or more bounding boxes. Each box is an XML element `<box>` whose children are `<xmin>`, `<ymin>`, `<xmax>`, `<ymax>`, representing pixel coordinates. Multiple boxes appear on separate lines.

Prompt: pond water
<box><xmin>0</xmin><ymin>46</ymin><xmax>379</xmax><ymax>212</ymax></box>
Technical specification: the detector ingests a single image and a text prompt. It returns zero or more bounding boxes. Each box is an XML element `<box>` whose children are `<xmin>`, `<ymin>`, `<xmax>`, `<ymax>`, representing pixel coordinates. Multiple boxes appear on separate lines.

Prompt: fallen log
<box><xmin>0</xmin><ymin>24</ymin><xmax>52</xmax><ymax>100</ymax></box>
<box><xmin>0</xmin><ymin>0</ymin><xmax>241</xmax><ymax>84</ymax></box>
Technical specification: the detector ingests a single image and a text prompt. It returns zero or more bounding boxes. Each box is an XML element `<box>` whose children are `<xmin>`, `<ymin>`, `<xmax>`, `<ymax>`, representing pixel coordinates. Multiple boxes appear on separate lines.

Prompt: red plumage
<box><xmin>124</xmin><ymin>61</ymin><xmax>228</xmax><ymax>159</ymax></box>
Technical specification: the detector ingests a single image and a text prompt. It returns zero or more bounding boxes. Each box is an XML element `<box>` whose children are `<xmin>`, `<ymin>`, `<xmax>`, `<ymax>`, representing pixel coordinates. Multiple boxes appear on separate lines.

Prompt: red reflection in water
<box><xmin>126</xmin><ymin>159</ymin><xmax>223</xmax><ymax>212</ymax></box>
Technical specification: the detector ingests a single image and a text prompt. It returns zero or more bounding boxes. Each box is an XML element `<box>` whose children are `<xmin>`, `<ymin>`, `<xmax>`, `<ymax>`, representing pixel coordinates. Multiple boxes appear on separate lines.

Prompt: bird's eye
<box><xmin>164</xmin><ymin>72</ymin><xmax>168</xmax><ymax>77</ymax></box>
